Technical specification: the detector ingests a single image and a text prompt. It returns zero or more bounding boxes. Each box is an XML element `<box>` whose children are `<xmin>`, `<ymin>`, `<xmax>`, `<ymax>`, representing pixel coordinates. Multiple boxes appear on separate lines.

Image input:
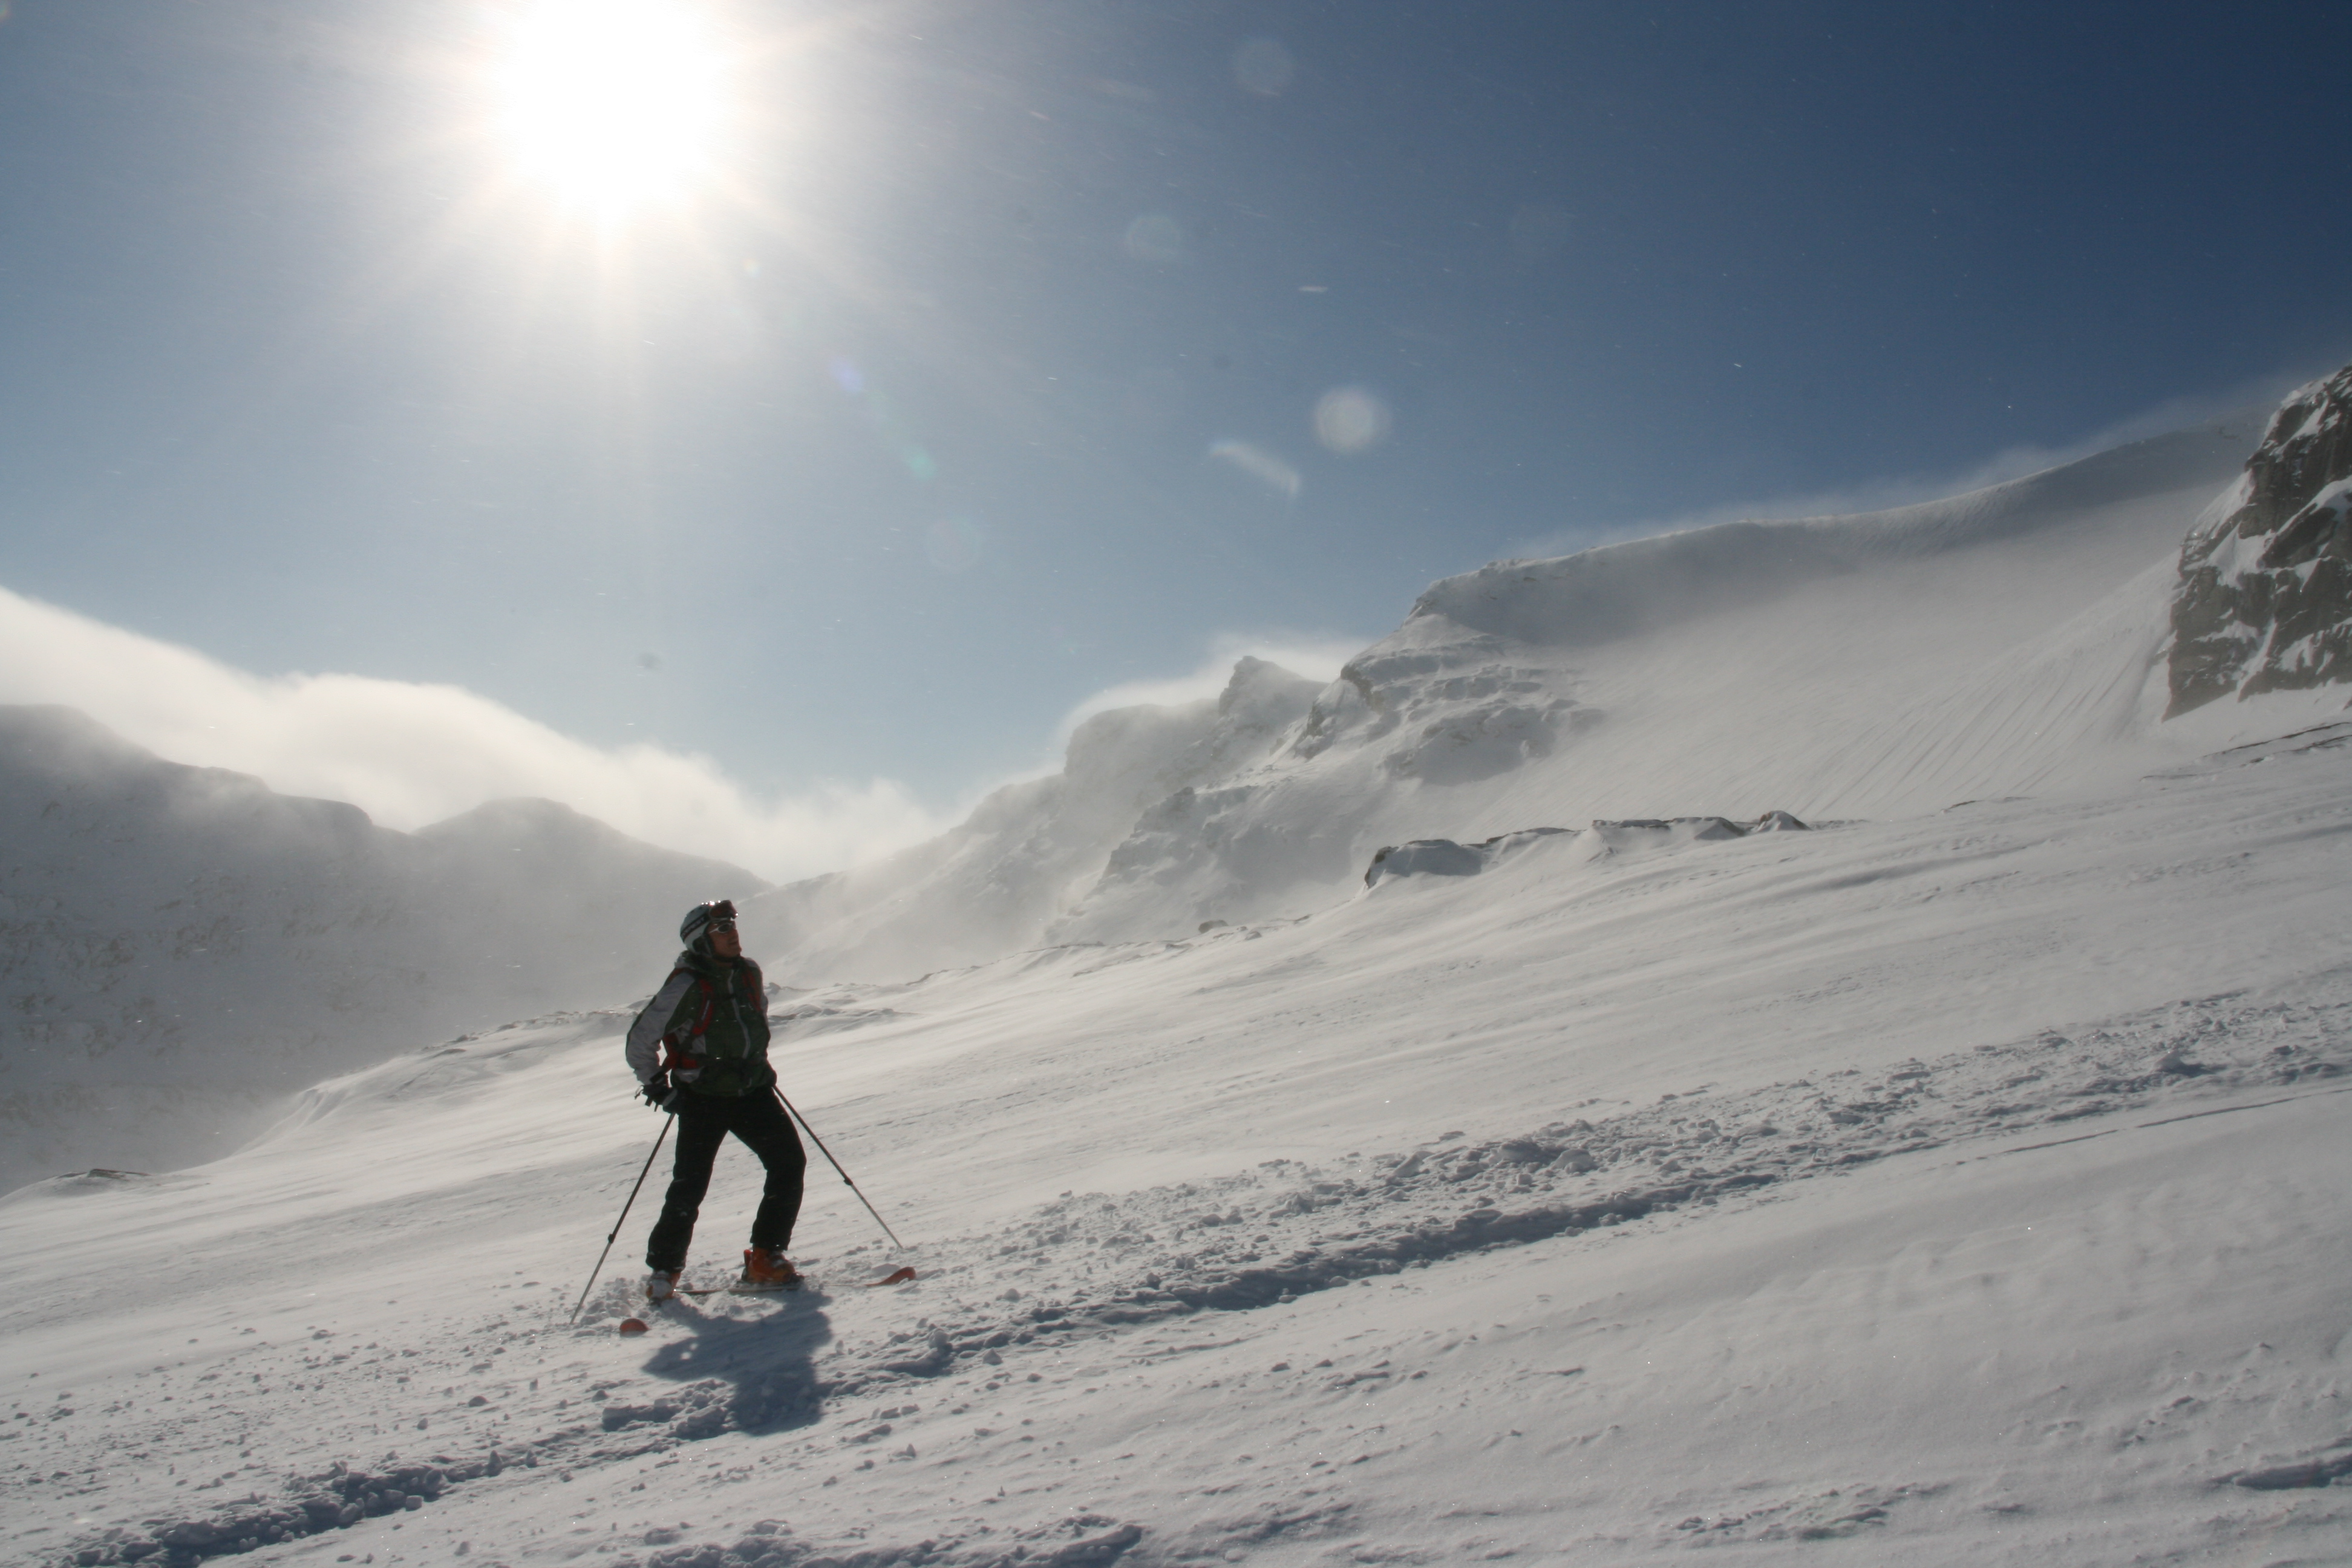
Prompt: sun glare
<box><xmin>495</xmin><ymin>0</ymin><xmax>727</xmax><ymax>212</ymax></box>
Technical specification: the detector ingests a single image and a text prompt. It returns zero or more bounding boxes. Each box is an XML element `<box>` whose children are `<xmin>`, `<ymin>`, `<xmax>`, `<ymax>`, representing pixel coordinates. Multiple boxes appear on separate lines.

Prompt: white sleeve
<box><xmin>624</xmin><ymin>971</ymin><xmax>699</xmax><ymax>1083</ymax></box>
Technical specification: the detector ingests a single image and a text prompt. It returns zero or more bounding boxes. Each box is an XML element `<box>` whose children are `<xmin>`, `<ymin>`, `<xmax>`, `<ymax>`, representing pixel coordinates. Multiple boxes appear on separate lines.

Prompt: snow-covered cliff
<box><xmin>2167</xmin><ymin>363</ymin><xmax>2352</xmax><ymax>713</ymax></box>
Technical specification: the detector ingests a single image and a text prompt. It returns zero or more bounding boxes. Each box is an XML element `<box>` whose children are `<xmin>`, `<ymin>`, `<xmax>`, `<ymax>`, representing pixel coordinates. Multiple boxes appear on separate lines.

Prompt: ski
<box><xmin>616</xmin><ymin>1266</ymin><xmax>913</xmax><ymax>1327</ymax></box>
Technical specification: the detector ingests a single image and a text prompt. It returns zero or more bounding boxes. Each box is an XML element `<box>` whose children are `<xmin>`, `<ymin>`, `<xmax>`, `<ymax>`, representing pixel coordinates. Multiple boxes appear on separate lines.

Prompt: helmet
<box><xmin>679</xmin><ymin>899</ymin><xmax>739</xmax><ymax>951</ymax></box>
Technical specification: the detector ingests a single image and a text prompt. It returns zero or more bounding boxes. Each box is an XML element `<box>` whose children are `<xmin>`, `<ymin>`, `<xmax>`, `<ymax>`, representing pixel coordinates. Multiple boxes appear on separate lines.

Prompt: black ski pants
<box><xmin>645</xmin><ymin>1088</ymin><xmax>807</xmax><ymax>1273</ymax></box>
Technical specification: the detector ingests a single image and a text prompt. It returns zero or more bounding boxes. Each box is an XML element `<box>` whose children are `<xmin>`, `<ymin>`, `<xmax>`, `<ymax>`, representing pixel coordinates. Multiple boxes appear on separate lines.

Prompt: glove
<box><xmin>640</xmin><ymin>1071</ymin><xmax>678</xmax><ymax>1111</ymax></box>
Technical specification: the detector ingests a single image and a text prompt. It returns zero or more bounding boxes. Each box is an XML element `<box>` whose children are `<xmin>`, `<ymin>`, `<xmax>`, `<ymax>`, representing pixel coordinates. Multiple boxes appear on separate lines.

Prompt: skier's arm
<box><xmin>624</xmin><ymin>971</ymin><xmax>699</xmax><ymax>1083</ymax></box>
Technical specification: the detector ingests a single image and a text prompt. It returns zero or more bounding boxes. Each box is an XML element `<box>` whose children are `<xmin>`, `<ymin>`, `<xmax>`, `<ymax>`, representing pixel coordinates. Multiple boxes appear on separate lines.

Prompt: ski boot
<box><xmin>737</xmin><ymin>1246</ymin><xmax>802</xmax><ymax>1293</ymax></box>
<box><xmin>645</xmin><ymin>1269</ymin><xmax>681</xmax><ymax>1302</ymax></box>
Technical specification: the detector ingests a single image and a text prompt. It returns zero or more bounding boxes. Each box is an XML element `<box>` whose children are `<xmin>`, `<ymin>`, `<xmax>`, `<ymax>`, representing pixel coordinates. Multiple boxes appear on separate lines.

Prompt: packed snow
<box><xmin>5</xmin><ymin>410</ymin><xmax>2352</xmax><ymax>1567</ymax></box>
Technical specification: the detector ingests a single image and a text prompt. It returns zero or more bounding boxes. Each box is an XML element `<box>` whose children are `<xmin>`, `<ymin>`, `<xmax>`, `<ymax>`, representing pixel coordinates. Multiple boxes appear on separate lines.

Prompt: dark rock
<box><xmin>2169</xmin><ymin>364</ymin><xmax>2352</xmax><ymax>713</ymax></box>
<box><xmin>1363</xmin><ymin>840</ymin><xmax>1486</xmax><ymax>886</ymax></box>
<box><xmin>2225</xmin><ymin>1448</ymin><xmax>2352</xmax><ymax>1489</ymax></box>
<box><xmin>601</xmin><ymin>1402</ymin><xmax>678</xmax><ymax>1431</ymax></box>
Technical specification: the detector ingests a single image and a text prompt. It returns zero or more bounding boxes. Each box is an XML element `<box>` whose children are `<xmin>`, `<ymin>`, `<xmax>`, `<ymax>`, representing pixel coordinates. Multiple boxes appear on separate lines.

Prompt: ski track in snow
<box><xmin>15</xmin><ymin>978</ymin><xmax>2350</xmax><ymax>1568</ymax></box>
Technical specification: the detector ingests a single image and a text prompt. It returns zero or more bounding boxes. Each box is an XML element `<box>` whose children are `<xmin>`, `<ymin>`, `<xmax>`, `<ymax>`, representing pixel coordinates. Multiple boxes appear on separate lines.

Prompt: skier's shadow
<box><xmin>633</xmin><ymin>1287</ymin><xmax>835</xmax><ymax>1434</ymax></box>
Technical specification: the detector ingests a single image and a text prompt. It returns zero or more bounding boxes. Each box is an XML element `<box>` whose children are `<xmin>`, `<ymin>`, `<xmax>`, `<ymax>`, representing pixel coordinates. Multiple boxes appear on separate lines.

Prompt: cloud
<box><xmin>1054</xmin><ymin>630</ymin><xmax>1365</xmax><ymax>743</ymax></box>
<box><xmin>0</xmin><ymin>583</ymin><xmax>946</xmax><ymax>882</ymax></box>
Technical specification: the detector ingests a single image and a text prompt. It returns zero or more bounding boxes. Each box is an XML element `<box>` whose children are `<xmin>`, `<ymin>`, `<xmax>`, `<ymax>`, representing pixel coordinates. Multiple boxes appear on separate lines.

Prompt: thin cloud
<box><xmin>0</xmin><ymin>583</ymin><xmax>946</xmax><ymax>882</ymax></box>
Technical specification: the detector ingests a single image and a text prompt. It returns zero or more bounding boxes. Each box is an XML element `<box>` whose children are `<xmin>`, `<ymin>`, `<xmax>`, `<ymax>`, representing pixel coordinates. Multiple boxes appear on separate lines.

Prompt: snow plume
<box><xmin>1054</xmin><ymin>630</ymin><xmax>1364</xmax><ymax>742</ymax></box>
<box><xmin>1506</xmin><ymin>382</ymin><xmax>2293</xmax><ymax>563</ymax></box>
<box><xmin>0</xmin><ymin>583</ymin><xmax>942</xmax><ymax>881</ymax></box>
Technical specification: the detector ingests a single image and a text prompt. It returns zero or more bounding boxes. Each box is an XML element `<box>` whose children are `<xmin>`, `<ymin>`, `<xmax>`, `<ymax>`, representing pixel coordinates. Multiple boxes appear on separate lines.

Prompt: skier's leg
<box><xmin>645</xmin><ymin>1100</ymin><xmax>727</xmax><ymax>1272</ymax></box>
<box><xmin>732</xmin><ymin>1091</ymin><xmax>809</xmax><ymax>1253</ymax></box>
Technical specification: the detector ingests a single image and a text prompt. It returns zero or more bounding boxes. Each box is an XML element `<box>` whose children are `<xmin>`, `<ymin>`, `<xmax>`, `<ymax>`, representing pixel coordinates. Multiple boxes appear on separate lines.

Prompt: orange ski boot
<box><xmin>737</xmin><ymin>1246</ymin><xmax>802</xmax><ymax>1293</ymax></box>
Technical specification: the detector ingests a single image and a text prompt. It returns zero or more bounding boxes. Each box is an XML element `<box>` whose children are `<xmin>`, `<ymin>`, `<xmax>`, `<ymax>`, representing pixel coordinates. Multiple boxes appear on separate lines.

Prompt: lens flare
<box><xmin>1208</xmin><ymin>439</ymin><xmax>1303</xmax><ymax>498</ymax></box>
<box><xmin>1313</xmin><ymin>387</ymin><xmax>1391</xmax><ymax>454</ymax></box>
<box><xmin>495</xmin><ymin>0</ymin><xmax>727</xmax><ymax>211</ymax></box>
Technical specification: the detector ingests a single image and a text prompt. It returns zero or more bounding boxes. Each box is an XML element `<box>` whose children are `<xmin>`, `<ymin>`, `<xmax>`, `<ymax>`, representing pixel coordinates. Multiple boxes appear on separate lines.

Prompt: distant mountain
<box><xmin>750</xmin><ymin>656</ymin><xmax>1322</xmax><ymax>985</ymax></box>
<box><xmin>0</xmin><ymin>706</ymin><xmax>765</xmax><ymax>1191</ymax></box>
<box><xmin>2167</xmin><ymin>363</ymin><xmax>2352</xmax><ymax>713</ymax></box>
<box><xmin>763</xmin><ymin>417</ymin><xmax>2276</xmax><ymax>984</ymax></box>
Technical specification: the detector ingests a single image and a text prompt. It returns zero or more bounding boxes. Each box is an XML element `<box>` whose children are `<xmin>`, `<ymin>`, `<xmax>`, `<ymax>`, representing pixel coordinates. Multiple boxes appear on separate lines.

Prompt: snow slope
<box><xmin>1051</xmin><ymin>422</ymin><xmax>2280</xmax><ymax>949</ymax></box>
<box><xmin>0</xmin><ymin>707</ymin><xmax>766</xmax><ymax>1192</ymax></box>
<box><xmin>4</xmin><ymin>715</ymin><xmax>2350</xmax><ymax>1568</ymax></box>
<box><xmin>751</xmin><ymin>421</ymin><xmax>2267</xmax><ymax>984</ymax></box>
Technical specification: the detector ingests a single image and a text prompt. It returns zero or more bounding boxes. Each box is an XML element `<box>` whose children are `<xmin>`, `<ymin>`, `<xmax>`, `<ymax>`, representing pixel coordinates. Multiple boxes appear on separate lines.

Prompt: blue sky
<box><xmin>2</xmin><ymin>0</ymin><xmax>2349</xmax><ymax>871</ymax></box>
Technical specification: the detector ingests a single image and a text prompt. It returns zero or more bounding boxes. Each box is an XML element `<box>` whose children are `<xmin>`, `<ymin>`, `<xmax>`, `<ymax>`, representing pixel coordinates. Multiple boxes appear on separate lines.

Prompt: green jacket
<box><xmin>624</xmin><ymin>950</ymin><xmax>774</xmax><ymax>1099</ymax></box>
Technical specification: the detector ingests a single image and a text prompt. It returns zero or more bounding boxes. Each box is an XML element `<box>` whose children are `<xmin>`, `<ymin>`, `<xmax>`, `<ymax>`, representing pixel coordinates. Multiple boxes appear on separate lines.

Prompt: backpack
<box><xmin>656</xmin><ymin>962</ymin><xmax>771</xmax><ymax>1098</ymax></box>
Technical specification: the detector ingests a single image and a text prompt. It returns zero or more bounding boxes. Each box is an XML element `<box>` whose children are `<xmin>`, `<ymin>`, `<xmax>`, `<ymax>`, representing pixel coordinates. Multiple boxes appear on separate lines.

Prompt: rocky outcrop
<box><xmin>2167</xmin><ymin>364</ymin><xmax>2352</xmax><ymax>714</ymax></box>
<box><xmin>1363</xmin><ymin>814</ymin><xmax>1808</xmax><ymax>888</ymax></box>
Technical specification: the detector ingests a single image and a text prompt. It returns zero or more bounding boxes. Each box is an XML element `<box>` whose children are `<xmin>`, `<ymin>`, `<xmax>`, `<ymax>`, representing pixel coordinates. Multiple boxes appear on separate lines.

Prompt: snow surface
<box><xmin>1045</xmin><ymin>425</ymin><xmax>2282</xmax><ymax>953</ymax></box>
<box><xmin>7</xmin><ymin>415</ymin><xmax>2352</xmax><ymax>1567</ymax></box>
<box><xmin>6</xmin><ymin>722</ymin><xmax>2352</xmax><ymax>1565</ymax></box>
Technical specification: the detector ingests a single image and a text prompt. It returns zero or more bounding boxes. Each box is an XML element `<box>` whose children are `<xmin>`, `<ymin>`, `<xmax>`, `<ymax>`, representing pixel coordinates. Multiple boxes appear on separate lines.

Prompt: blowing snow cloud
<box><xmin>0</xmin><ymin>583</ymin><xmax>944</xmax><ymax>881</ymax></box>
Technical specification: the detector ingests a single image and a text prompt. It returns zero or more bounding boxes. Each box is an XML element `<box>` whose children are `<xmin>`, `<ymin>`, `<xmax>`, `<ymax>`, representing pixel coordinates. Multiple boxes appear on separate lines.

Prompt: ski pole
<box><xmin>774</xmin><ymin>1086</ymin><xmax>907</xmax><ymax>1252</ymax></box>
<box><xmin>567</xmin><ymin>1115</ymin><xmax>672</xmax><ymax>1324</ymax></box>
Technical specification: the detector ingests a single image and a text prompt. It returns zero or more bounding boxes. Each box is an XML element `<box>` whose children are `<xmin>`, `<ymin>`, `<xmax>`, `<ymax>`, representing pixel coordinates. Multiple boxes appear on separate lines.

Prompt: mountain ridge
<box><xmin>757</xmin><ymin>415</ymin><xmax>2275</xmax><ymax>980</ymax></box>
<box><xmin>0</xmin><ymin>704</ymin><xmax>766</xmax><ymax>1191</ymax></box>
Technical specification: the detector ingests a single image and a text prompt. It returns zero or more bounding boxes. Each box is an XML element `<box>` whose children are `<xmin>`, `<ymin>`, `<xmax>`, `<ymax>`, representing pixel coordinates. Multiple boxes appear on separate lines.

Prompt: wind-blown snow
<box><xmin>748</xmin><ymin>659</ymin><xmax>1324</xmax><ymax>986</ymax></box>
<box><xmin>0</xmin><ymin>707</ymin><xmax>766</xmax><ymax>1191</ymax></box>
<box><xmin>1044</xmin><ymin>423</ymin><xmax>2279</xmax><ymax>955</ymax></box>
<box><xmin>0</xmin><ymin>583</ymin><xmax>946</xmax><ymax>881</ymax></box>
<box><xmin>739</xmin><ymin>423</ymin><xmax>2268</xmax><ymax>985</ymax></box>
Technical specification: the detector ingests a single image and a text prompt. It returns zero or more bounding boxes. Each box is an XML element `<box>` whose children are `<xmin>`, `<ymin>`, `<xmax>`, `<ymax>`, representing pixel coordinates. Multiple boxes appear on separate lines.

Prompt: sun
<box><xmin>493</xmin><ymin>0</ymin><xmax>728</xmax><ymax>212</ymax></box>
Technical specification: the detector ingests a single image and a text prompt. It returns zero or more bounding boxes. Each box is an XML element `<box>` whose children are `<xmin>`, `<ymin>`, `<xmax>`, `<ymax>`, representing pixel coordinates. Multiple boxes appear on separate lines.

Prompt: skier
<box><xmin>625</xmin><ymin>899</ymin><xmax>807</xmax><ymax>1299</ymax></box>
